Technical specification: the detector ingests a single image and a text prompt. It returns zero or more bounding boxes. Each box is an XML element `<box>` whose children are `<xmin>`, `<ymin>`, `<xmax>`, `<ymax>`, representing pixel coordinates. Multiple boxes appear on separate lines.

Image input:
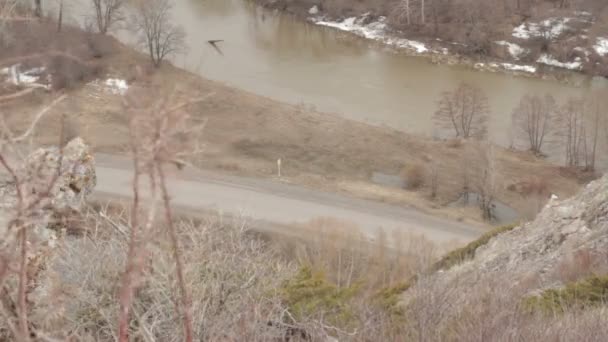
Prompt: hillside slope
<box><xmin>401</xmin><ymin>173</ymin><xmax>608</xmax><ymax>340</ymax></box>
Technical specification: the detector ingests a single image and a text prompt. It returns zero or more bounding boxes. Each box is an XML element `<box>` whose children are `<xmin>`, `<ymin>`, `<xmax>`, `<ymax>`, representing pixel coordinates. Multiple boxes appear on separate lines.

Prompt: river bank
<box><xmin>1</xmin><ymin>19</ymin><xmax>587</xmax><ymax>228</ymax></box>
<box><xmin>255</xmin><ymin>0</ymin><xmax>608</xmax><ymax>83</ymax></box>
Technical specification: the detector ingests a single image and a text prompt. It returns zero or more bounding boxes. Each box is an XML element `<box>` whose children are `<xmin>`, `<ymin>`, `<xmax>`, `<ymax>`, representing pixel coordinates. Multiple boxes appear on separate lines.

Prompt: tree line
<box><xmin>434</xmin><ymin>82</ymin><xmax>608</xmax><ymax>172</ymax></box>
<box><xmin>32</xmin><ymin>0</ymin><xmax>185</xmax><ymax>67</ymax></box>
<box><xmin>433</xmin><ymin>82</ymin><xmax>607</xmax><ymax>221</ymax></box>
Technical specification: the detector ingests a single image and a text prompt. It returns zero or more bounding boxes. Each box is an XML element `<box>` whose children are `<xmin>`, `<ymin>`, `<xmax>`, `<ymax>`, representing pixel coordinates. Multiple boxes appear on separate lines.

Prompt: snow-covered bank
<box><xmin>495</xmin><ymin>41</ymin><xmax>527</xmax><ymax>60</ymax></box>
<box><xmin>304</xmin><ymin>7</ymin><xmax>605</xmax><ymax>78</ymax></box>
<box><xmin>475</xmin><ymin>62</ymin><xmax>537</xmax><ymax>74</ymax></box>
<box><xmin>311</xmin><ymin>12</ymin><xmax>540</xmax><ymax>75</ymax></box>
<box><xmin>312</xmin><ymin>15</ymin><xmax>431</xmax><ymax>54</ymax></box>
<box><xmin>0</xmin><ymin>64</ymin><xmax>50</xmax><ymax>89</ymax></box>
<box><xmin>512</xmin><ymin>18</ymin><xmax>572</xmax><ymax>40</ymax></box>
<box><xmin>594</xmin><ymin>37</ymin><xmax>608</xmax><ymax>57</ymax></box>
<box><xmin>86</xmin><ymin>78</ymin><xmax>129</xmax><ymax>96</ymax></box>
<box><xmin>537</xmin><ymin>54</ymin><xmax>583</xmax><ymax>70</ymax></box>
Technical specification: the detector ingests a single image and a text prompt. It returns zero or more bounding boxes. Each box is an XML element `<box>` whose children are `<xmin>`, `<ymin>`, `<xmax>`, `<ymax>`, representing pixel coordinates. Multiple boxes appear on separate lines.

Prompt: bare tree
<box><xmin>512</xmin><ymin>94</ymin><xmax>557</xmax><ymax>156</ymax></box>
<box><xmin>429</xmin><ymin>159</ymin><xmax>439</xmax><ymax>199</ymax></box>
<box><xmin>558</xmin><ymin>97</ymin><xmax>586</xmax><ymax>169</ymax></box>
<box><xmin>56</xmin><ymin>0</ymin><xmax>63</xmax><ymax>32</ymax></box>
<box><xmin>581</xmin><ymin>93</ymin><xmax>603</xmax><ymax>171</ymax></box>
<box><xmin>395</xmin><ymin>0</ymin><xmax>426</xmax><ymax>25</ymax></box>
<box><xmin>0</xmin><ymin>1</ymin><xmax>16</xmax><ymax>44</ymax></box>
<box><xmin>90</xmin><ymin>0</ymin><xmax>125</xmax><ymax>34</ymax></box>
<box><xmin>473</xmin><ymin>143</ymin><xmax>498</xmax><ymax>221</ymax></box>
<box><xmin>556</xmin><ymin>96</ymin><xmax>602</xmax><ymax>171</ymax></box>
<box><xmin>34</xmin><ymin>0</ymin><xmax>42</xmax><ymax>17</ymax></box>
<box><xmin>434</xmin><ymin>82</ymin><xmax>489</xmax><ymax>139</ymax></box>
<box><xmin>132</xmin><ymin>0</ymin><xmax>186</xmax><ymax>68</ymax></box>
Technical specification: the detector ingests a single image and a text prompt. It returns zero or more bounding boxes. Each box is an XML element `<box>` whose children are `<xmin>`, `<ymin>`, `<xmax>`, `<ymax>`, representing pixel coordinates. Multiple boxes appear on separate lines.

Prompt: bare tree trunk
<box><xmin>584</xmin><ymin>95</ymin><xmax>601</xmax><ymax>171</ymax></box>
<box><xmin>475</xmin><ymin>144</ymin><xmax>497</xmax><ymax>221</ymax></box>
<box><xmin>420</xmin><ymin>0</ymin><xmax>425</xmax><ymax>24</ymax></box>
<box><xmin>430</xmin><ymin>160</ymin><xmax>438</xmax><ymax>199</ymax></box>
<box><xmin>34</xmin><ymin>0</ymin><xmax>42</xmax><ymax>17</ymax></box>
<box><xmin>57</xmin><ymin>0</ymin><xmax>63</xmax><ymax>32</ymax></box>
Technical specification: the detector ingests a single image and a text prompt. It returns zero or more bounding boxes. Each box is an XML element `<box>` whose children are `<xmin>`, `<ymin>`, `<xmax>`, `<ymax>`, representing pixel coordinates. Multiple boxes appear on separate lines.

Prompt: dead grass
<box><xmin>20</xmin><ymin>210</ymin><xmax>297</xmax><ymax>341</ymax></box>
<box><xmin>402</xmin><ymin>164</ymin><xmax>426</xmax><ymax>190</ymax></box>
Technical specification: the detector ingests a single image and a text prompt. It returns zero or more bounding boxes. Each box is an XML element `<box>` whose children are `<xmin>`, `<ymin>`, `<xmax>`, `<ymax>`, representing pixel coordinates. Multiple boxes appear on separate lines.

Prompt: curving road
<box><xmin>91</xmin><ymin>154</ymin><xmax>484</xmax><ymax>245</ymax></box>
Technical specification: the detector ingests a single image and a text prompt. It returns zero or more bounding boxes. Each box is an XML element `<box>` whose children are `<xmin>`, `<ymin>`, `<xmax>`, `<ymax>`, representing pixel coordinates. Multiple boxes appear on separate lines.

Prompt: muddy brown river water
<box><xmin>62</xmin><ymin>0</ymin><xmax>607</xmax><ymax>152</ymax></box>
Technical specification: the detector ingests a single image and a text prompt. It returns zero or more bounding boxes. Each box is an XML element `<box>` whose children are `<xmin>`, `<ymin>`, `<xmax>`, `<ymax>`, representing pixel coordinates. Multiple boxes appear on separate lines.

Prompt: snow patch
<box><xmin>513</xmin><ymin>18</ymin><xmax>571</xmax><ymax>40</ymax></box>
<box><xmin>0</xmin><ymin>64</ymin><xmax>49</xmax><ymax>88</ymax></box>
<box><xmin>499</xmin><ymin>63</ymin><xmax>537</xmax><ymax>73</ymax></box>
<box><xmin>593</xmin><ymin>37</ymin><xmax>608</xmax><ymax>56</ymax></box>
<box><xmin>104</xmin><ymin>78</ymin><xmax>129</xmax><ymax>95</ymax></box>
<box><xmin>495</xmin><ymin>41</ymin><xmax>527</xmax><ymax>60</ymax></box>
<box><xmin>537</xmin><ymin>54</ymin><xmax>582</xmax><ymax>70</ymax></box>
<box><xmin>313</xmin><ymin>16</ymin><xmax>429</xmax><ymax>54</ymax></box>
<box><xmin>476</xmin><ymin>62</ymin><xmax>536</xmax><ymax>74</ymax></box>
<box><xmin>308</xmin><ymin>5</ymin><xmax>319</xmax><ymax>15</ymax></box>
<box><xmin>88</xmin><ymin>78</ymin><xmax>129</xmax><ymax>95</ymax></box>
<box><xmin>386</xmin><ymin>37</ymin><xmax>428</xmax><ymax>53</ymax></box>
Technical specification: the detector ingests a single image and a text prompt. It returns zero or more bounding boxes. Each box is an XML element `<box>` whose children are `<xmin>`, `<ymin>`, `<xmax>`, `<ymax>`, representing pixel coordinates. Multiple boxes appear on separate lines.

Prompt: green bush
<box><xmin>280</xmin><ymin>266</ymin><xmax>359</xmax><ymax>326</ymax></box>
<box><xmin>432</xmin><ymin>224</ymin><xmax>518</xmax><ymax>271</ymax></box>
<box><xmin>523</xmin><ymin>275</ymin><xmax>608</xmax><ymax>314</ymax></box>
<box><xmin>373</xmin><ymin>281</ymin><xmax>415</xmax><ymax>317</ymax></box>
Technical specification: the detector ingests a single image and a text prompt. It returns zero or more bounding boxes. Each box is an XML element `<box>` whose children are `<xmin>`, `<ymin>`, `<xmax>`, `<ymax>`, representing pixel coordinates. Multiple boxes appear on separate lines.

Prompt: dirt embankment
<box><xmin>1</xmin><ymin>20</ymin><xmax>587</xmax><ymax>227</ymax></box>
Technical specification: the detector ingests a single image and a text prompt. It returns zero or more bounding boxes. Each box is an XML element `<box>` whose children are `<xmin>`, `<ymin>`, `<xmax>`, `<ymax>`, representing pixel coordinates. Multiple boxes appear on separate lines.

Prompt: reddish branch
<box><xmin>17</xmin><ymin>228</ymin><xmax>29</xmax><ymax>341</ymax></box>
<box><xmin>157</xmin><ymin>162</ymin><xmax>193</xmax><ymax>342</ymax></box>
<box><xmin>117</xmin><ymin>140</ymin><xmax>142</xmax><ymax>342</ymax></box>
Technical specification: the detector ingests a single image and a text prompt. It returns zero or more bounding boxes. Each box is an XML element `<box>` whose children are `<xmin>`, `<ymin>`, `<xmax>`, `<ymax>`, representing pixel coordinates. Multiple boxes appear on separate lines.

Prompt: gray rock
<box><xmin>22</xmin><ymin>137</ymin><xmax>96</xmax><ymax>212</ymax></box>
<box><xmin>402</xmin><ymin>174</ymin><xmax>608</xmax><ymax>320</ymax></box>
<box><xmin>0</xmin><ymin>138</ymin><xmax>96</xmax><ymax>260</ymax></box>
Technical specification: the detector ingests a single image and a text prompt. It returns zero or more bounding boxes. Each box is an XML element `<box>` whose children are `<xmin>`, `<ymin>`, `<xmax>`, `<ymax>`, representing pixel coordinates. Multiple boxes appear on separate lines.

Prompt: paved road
<box><xmin>91</xmin><ymin>154</ymin><xmax>484</xmax><ymax>245</ymax></box>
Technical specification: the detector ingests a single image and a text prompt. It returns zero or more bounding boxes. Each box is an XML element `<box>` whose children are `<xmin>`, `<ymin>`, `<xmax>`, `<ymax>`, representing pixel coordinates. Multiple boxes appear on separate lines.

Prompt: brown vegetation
<box><xmin>131</xmin><ymin>0</ymin><xmax>186</xmax><ymax>68</ymax></box>
<box><xmin>0</xmin><ymin>7</ymin><xmax>587</xmax><ymax>225</ymax></box>
<box><xmin>90</xmin><ymin>0</ymin><xmax>126</xmax><ymax>34</ymax></box>
<box><xmin>402</xmin><ymin>164</ymin><xmax>426</xmax><ymax>190</ymax></box>
<box><xmin>1</xmin><ymin>3</ymin><xmax>608</xmax><ymax>341</ymax></box>
<box><xmin>434</xmin><ymin>82</ymin><xmax>489</xmax><ymax>139</ymax></box>
<box><xmin>512</xmin><ymin>94</ymin><xmax>557</xmax><ymax>156</ymax></box>
<box><xmin>557</xmin><ymin>92</ymin><xmax>607</xmax><ymax>171</ymax></box>
<box><xmin>258</xmin><ymin>0</ymin><xmax>608</xmax><ymax>76</ymax></box>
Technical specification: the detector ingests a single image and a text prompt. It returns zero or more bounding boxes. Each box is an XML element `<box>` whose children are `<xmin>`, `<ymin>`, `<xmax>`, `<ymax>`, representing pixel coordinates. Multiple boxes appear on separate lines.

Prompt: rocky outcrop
<box><xmin>0</xmin><ymin>137</ymin><xmax>96</xmax><ymax>256</ymax></box>
<box><xmin>22</xmin><ymin>137</ymin><xmax>96</xmax><ymax>212</ymax></box>
<box><xmin>403</xmin><ymin>174</ymin><xmax>608</xmax><ymax>320</ymax></box>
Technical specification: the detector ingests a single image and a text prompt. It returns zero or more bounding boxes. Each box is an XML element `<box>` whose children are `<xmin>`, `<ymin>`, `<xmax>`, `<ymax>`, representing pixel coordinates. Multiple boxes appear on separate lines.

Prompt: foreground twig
<box><xmin>157</xmin><ymin>162</ymin><xmax>193</xmax><ymax>342</ymax></box>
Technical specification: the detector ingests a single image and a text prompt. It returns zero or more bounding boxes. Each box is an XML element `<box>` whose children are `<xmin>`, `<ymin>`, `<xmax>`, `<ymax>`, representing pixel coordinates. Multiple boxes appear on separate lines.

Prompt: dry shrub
<box><xmin>401</xmin><ymin>164</ymin><xmax>426</xmax><ymax>190</ymax></box>
<box><xmin>507</xmin><ymin>177</ymin><xmax>549</xmax><ymax>197</ymax></box>
<box><xmin>276</xmin><ymin>217</ymin><xmax>438</xmax><ymax>290</ymax></box>
<box><xmin>85</xmin><ymin>32</ymin><xmax>115</xmax><ymax>59</ymax></box>
<box><xmin>555</xmin><ymin>249</ymin><xmax>607</xmax><ymax>283</ymax></box>
<box><xmin>216</xmin><ymin>161</ymin><xmax>240</xmax><ymax>172</ymax></box>
<box><xmin>403</xmin><ymin>271</ymin><xmax>608</xmax><ymax>341</ymax></box>
<box><xmin>49</xmin><ymin>56</ymin><xmax>103</xmax><ymax>90</ymax></box>
<box><xmin>28</xmin><ymin>210</ymin><xmax>296</xmax><ymax>341</ymax></box>
<box><xmin>271</xmin><ymin>217</ymin><xmax>439</xmax><ymax>340</ymax></box>
<box><xmin>446</xmin><ymin>138</ymin><xmax>463</xmax><ymax>148</ymax></box>
<box><xmin>558</xmin><ymin>166</ymin><xmax>599</xmax><ymax>184</ymax></box>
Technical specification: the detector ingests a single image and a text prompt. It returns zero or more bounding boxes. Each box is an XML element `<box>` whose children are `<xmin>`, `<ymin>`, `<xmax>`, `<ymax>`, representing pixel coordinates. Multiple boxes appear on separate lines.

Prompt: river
<box><xmin>61</xmin><ymin>0</ymin><xmax>607</xmax><ymax>148</ymax></box>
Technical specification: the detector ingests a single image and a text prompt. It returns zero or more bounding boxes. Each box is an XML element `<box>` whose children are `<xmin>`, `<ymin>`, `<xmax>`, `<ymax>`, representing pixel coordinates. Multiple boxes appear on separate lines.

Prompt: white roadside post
<box><xmin>277</xmin><ymin>158</ymin><xmax>282</xmax><ymax>178</ymax></box>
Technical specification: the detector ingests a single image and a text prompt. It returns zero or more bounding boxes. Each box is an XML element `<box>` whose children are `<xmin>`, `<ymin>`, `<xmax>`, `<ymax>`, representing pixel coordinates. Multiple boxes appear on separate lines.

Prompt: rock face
<box><xmin>0</xmin><ymin>138</ymin><xmax>96</xmax><ymax>251</ymax></box>
<box><xmin>22</xmin><ymin>137</ymin><xmax>96</xmax><ymax>212</ymax></box>
<box><xmin>403</xmin><ymin>174</ymin><xmax>608</xmax><ymax>319</ymax></box>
